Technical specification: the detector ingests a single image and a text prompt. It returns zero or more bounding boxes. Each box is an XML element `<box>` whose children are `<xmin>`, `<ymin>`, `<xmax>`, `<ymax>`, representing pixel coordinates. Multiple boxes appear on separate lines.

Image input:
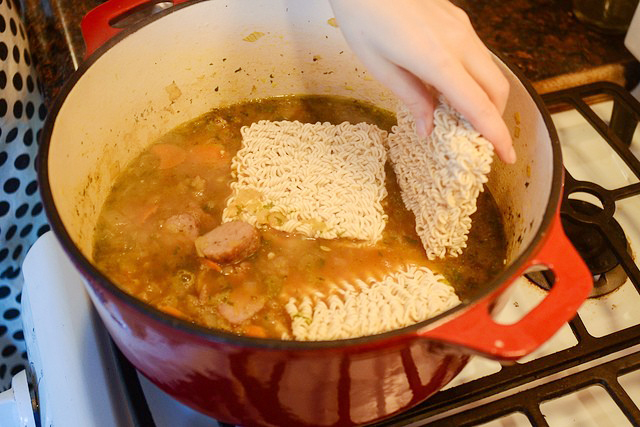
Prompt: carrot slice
<box><xmin>137</xmin><ymin>204</ymin><xmax>158</xmax><ymax>224</ymax></box>
<box><xmin>188</xmin><ymin>144</ymin><xmax>227</xmax><ymax>164</ymax></box>
<box><xmin>244</xmin><ymin>325</ymin><xmax>268</xmax><ymax>338</ymax></box>
<box><xmin>158</xmin><ymin>305</ymin><xmax>187</xmax><ymax>319</ymax></box>
<box><xmin>199</xmin><ymin>257</ymin><xmax>223</xmax><ymax>272</ymax></box>
<box><xmin>151</xmin><ymin>143</ymin><xmax>187</xmax><ymax>169</ymax></box>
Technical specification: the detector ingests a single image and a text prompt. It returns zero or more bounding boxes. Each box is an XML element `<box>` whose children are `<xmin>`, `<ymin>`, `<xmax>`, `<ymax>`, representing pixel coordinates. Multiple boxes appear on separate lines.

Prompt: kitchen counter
<box><xmin>23</xmin><ymin>0</ymin><xmax>640</xmax><ymax>104</ymax></box>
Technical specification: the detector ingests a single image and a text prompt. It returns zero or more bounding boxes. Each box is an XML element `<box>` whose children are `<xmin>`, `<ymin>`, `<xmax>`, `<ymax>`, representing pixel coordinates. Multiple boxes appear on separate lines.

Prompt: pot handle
<box><xmin>81</xmin><ymin>0</ymin><xmax>189</xmax><ymax>58</ymax></box>
<box><xmin>420</xmin><ymin>213</ymin><xmax>593</xmax><ymax>361</ymax></box>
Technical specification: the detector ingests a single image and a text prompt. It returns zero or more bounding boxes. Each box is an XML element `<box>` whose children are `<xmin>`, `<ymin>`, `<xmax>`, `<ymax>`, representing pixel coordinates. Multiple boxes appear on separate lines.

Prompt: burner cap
<box><xmin>527</xmin><ymin>199</ymin><xmax>629</xmax><ymax>298</ymax></box>
<box><xmin>561</xmin><ymin>199</ymin><xmax>624</xmax><ymax>276</ymax></box>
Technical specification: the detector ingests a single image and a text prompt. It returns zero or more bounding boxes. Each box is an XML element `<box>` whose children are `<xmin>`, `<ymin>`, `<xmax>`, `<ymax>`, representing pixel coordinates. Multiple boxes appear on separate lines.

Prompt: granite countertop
<box><xmin>23</xmin><ymin>0</ymin><xmax>640</xmax><ymax>105</ymax></box>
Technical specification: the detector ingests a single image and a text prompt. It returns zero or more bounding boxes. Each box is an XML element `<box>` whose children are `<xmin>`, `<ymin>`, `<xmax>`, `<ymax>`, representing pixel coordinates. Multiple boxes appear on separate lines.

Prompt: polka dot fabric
<box><xmin>0</xmin><ymin>0</ymin><xmax>48</xmax><ymax>391</ymax></box>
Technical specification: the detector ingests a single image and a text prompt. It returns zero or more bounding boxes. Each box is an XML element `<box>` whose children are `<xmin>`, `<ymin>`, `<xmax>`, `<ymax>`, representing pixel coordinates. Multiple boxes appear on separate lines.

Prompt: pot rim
<box><xmin>37</xmin><ymin>0</ymin><xmax>563</xmax><ymax>351</ymax></box>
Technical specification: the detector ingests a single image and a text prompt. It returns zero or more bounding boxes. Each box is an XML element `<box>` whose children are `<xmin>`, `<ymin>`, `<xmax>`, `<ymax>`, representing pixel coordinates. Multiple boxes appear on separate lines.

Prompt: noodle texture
<box><xmin>285</xmin><ymin>265</ymin><xmax>460</xmax><ymax>340</ymax></box>
<box><xmin>223</xmin><ymin>120</ymin><xmax>388</xmax><ymax>242</ymax></box>
<box><xmin>388</xmin><ymin>99</ymin><xmax>494</xmax><ymax>259</ymax></box>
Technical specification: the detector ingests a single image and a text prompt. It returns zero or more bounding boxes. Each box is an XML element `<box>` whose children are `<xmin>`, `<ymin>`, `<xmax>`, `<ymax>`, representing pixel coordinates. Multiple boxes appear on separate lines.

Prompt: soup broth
<box><xmin>93</xmin><ymin>95</ymin><xmax>507</xmax><ymax>339</ymax></box>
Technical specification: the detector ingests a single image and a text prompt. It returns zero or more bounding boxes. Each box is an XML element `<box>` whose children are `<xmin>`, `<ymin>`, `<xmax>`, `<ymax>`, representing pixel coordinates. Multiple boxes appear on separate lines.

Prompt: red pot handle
<box><xmin>81</xmin><ymin>0</ymin><xmax>189</xmax><ymax>58</ymax></box>
<box><xmin>420</xmin><ymin>212</ymin><xmax>593</xmax><ymax>361</ymax></box>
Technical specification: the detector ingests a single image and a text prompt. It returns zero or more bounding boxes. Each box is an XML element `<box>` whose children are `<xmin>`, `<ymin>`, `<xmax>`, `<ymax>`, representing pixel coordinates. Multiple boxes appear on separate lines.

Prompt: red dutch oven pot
<box><xmin>38</xmin><ymin>0</ymin><xmax>593</xmax><ymax>425</ymax></box>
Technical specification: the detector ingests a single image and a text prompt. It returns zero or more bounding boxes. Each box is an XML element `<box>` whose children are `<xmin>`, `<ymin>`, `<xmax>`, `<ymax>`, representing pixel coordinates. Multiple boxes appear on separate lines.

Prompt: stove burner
<box><xmin>527</xmin><ymin>199</ymin><xmax>630</xmax><ymax>297</ymax></box>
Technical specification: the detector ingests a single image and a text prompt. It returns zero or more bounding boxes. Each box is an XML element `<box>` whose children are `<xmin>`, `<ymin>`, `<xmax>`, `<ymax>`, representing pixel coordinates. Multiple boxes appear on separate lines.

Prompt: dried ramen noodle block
<box><xmin>388</xmin><ymin>99</ymin><xmax>494</xmax><ymax>259</ymax></box>
<box><xmin>285</xmin><ymin>266</ymin><xmax>460</xmax><ymax>341</ymax></box>
<box><xmin>223</xmin><ymin>120</ymin><xmax>388</xmax><ymax>243</ymax></box>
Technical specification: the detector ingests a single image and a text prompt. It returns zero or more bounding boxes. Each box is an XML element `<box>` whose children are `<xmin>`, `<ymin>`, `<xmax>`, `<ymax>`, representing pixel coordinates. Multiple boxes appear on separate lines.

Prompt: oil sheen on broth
<box><xmin>93</xmin><ymin>95</ymin><xmax>507</xmax><ymax>339</ymax></box>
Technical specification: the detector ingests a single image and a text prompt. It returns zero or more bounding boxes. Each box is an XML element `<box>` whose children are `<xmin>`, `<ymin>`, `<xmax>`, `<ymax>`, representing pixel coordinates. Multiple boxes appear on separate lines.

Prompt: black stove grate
<box><xmin>115</xmin><ymin>82</ymin><xmax>640</xmax><ymax>427</ymax></box>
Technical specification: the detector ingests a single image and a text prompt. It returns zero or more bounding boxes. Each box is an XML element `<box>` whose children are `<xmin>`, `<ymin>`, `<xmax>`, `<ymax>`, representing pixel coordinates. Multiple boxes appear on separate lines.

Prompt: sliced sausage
<box><xmin>195</xmin><ymin>221</ymin><xmax>261</xmax><ymax>264</ymax></box>
<box><xmin>163</xmin><ymin>213</ymin><xmax>199</xmax><ymax>238</ymax></box>
<box><xmin>218</xmin><ymin>296</ymin><xmax>266</xmax><ymax>324</ymax></box>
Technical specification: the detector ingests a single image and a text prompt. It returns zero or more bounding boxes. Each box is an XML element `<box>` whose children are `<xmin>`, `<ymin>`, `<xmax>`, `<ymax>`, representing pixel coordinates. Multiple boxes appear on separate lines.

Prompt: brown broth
<box><xmin>93</xmin><ymin>95</ymin><xmax>507</xmax><ymax>339</ymax></box>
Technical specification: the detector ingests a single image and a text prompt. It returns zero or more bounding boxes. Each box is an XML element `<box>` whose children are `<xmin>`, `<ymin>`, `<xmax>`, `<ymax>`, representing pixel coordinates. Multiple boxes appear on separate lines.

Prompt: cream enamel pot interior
<box><xmin>38</xmin><ymin>1</ymin><xmax>593</xmax><ymax>426</ymax></box>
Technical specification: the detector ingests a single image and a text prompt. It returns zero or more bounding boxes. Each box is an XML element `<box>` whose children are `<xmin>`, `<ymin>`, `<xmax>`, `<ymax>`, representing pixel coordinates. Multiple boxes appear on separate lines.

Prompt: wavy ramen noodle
<box><xmin>223</xmin><ymin>120</ymin><xmax>388</xmax><ymax>243</ymax></box>
<box><xmin>285</xmin><ymin>265</ymin><xmax>459</xmax><ymax>341</ymax></box>
<box><xmin>388</xmin><ymin>99</ymin><xmax>494</xmax><ymax>259</ymax></box>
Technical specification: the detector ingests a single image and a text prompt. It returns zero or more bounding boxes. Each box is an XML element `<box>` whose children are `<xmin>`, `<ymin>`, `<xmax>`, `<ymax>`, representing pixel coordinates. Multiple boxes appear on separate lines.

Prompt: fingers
<box><xmin>364</xmin><ymin>47</ymin><xmax>514</xmax><ymax>163</ymax></box>
<box><xmin>374</xmin><ymin>36</ymin><xmax>514</xmax><ymax>162</ymax></box>
<box><xmin>430</xmin><ymin>1</ymin><xmax>511</xmax><ymax>117</ymax></box>
<box><xmin>407</xmin><ymin>49</ymin><xmax>515</xmax><ymax>163</ymax></box>
<box><xmin>329</xmin><ymin>0</ymin><xmax>516</xmax><ymax>163</ymax></box>
<box><xmin>386</xmin><ymin>66</ymin><xmax>437</xmax><ymax>138</ymax></box>
<box><xmin>355</xmin><ymin>49</ymin><xmax>437</xmax><ymax>137</ymax></box>
<box><xmin>462</xmin><ymin>39</ymin><xmax>509</xmax><ymax>114</ymax></box>
<box><xmin>462</xmin><ymin>41</ymin><xmax>511</xmax><ymax>116</ymax></box>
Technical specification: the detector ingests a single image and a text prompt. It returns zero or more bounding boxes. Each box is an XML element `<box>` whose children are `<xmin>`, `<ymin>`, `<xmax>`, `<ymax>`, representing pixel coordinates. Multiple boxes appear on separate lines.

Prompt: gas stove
<box><xmin>2</xmin><ymin>82</ymin><xmax>640</xmax><ymax>427</ymax></box>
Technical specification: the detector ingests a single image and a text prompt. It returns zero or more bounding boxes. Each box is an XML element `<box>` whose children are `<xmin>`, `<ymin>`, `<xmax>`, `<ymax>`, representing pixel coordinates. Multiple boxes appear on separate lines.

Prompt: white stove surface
<box><xmin>6</xmin><ymin>99</ymin><xmax>640</xmax><ymax>426</ymax></box>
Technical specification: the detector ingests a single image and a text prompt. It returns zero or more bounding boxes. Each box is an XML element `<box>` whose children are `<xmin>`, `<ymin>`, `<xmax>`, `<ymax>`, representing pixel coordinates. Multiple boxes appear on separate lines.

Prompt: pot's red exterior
<box><xmin>85</xmin><ymin>274</ymin><xmax>469</xmax><ymax>426</ymax></box>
